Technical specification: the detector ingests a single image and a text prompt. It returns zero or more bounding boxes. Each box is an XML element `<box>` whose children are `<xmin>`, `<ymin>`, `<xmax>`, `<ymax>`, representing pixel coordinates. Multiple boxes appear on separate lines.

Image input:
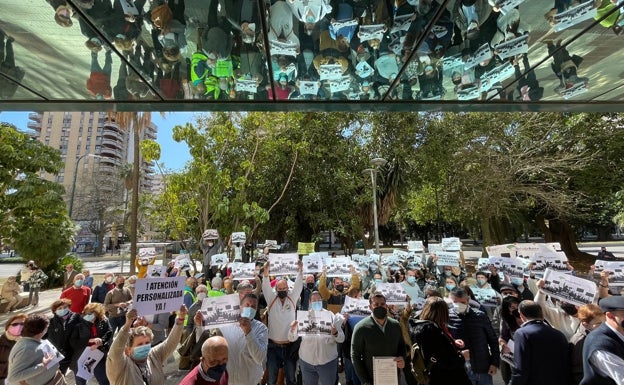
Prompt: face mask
<box><xmin>311</xmin><ymin>301</ymin><xmax>323</xmax><ymax>311</ymax></box>
<box><xmin>453</xmin><ymin>302</ymin><xmax>468</xmax><ymax>314</ymax></box>
<box><xmin>106</xmin><ymin>276</ymin><xmax>114</xmax><ymax>283</ymax></box>
<box><xmin>207</xmin><ymin>363</ymin><xmax>227</xmax><ymax>380</ymax></box>
<box><xmin>207</xmin><ymin>242</ymin><xmax>214</xmax><ymax>247</ymax></box>
<box><xmin>306</xmin><ymin>15</ymin><xmax>315</xmax><ymax>23</ymax></box>
<box><xmin>8</xmin><ymin>324</ymin><xmax>23</xmax><ymax>336</ymax></box>
<box><xmin>426</xmin><ymin>280</ymin><xmax>436</xmax><ymax>286</ymax></box>
<box><xmin>407</xmin><ymin>276</ymin><xmax>416</xmax><ymax>284</ymax></box>
<box><xmin>444</xmin><ymin>271</ymin><xmax>452</xmax><ymax>277</ymax></box>
<box><xmin>372</xmin><ymin>307</ymin><xmax>387</xmax><ymax>319</ymax></box>
<box><xmin>117</xmin><ymin>283</ymin><xmax>124</xmax><ymax>290</ymax></box>
<box><xmin>197</xmin><ymin>292</ymin><xmax>207</xmax><ymax>301</ymax></box>
<box><xmin>477</xmin><ymin>278</ymin><xmax>487</xmax><ymax>286</ymax></box>
<box><xmin>277</xmin><ymin>290</ymin><xmax>288</xmax><ymax>299</ymax></box>
<box><xmin>335</xmin><ymin>284</ymin><xmax>344</xmax><ymax>292</ymax></box>
<box><xmin>241</xmin><ymin>307</ymin><xmax>256</xmax><ymax>319</ymax></box>
<box><xmin>445</xmin><ymin>284</ymin><xmax>456</xmax><ymax>291</ymax></box>
<box><xmin>56</xmin><ymin>308</ymin><xmax>69</xmax><ymax>317</ymax></box>
<box><xmin>560</xmin><ymin>303</ymin><xmax>578</xmax><ymax>316</ymax></box>
<box><xmin>306</xmin><ymin>282</ymin><xmax>315</xmax><ymax>290</ymax></box>
<box><xmin>83</xmin><ymin>314</ymin><xmax>95</xmax><ymax>322</ymax></box>
<box><xmin>132</xmin><ymin>344</ymin><xmax>151</xmax><ymax>360</ymax></box>
<box><xmin>511</xmin><ymin>277</ymin><xmax>524</xmax><ymax>286</ymax></box>
<box><xmin>374</xmin><ymin>279</ymin><xmax>383</xmax><ymax>284</ymax></box>
<box><xmin>74</xmin><ymin>280</ymin><xmax>84</xmax><ymax>287</ymax></box>
<box><xmin>216</xmin><ymin>273</ymin><xmax>222</xmax><ymax>278</ymax></box>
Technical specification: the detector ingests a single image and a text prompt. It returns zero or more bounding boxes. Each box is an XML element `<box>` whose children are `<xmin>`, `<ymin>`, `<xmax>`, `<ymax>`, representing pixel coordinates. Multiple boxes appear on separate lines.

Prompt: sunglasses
<box><xmin>10</xmin><ymin>322</ymin><xmax>24</xmax><ymax>327</ymax></box>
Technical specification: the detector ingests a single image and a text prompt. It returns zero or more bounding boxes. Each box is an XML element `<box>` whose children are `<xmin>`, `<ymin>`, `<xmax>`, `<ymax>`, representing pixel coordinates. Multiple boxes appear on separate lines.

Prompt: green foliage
<box><xmin>46</xmin><ymin>253</ymin><xmax>84</xmax><ymax>288</ymax></box>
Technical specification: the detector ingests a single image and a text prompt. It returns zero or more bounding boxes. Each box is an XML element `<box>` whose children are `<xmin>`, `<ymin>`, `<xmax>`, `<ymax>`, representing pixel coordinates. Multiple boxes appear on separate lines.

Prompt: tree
<box><xmin>0</xmin><ymin>123</ymin><xmax>75</xmax><ymax>269</ymax></box>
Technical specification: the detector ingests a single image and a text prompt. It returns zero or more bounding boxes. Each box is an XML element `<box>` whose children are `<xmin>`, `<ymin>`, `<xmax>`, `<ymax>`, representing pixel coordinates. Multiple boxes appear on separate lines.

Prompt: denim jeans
<box><xmin>267</xmin><ymin>342</ymin><xmax>298</xmax><ymax>385</ymax></box>
<box><xmin>75</xmin><ymin>356</ymin><xmax>109</xmax><ymax>385</ymax></box>
<box><xmin>343</xmin><ymin>357</ymin><xmax>361</xmax><ymax>385</ymax></box>
<box><xmin>299</xmin><ymin>358</ymin><xmax>337</xmax><ymax>385</ymax></box>
<box><xmin>467</xmin><ymin>370</ymin><xmax>493</xmax><ymax>385</ymax></box>
<box><xmin>108</xmin><ymin>315</ymin><xmax>126</xmax><ymax>335</ymax></box>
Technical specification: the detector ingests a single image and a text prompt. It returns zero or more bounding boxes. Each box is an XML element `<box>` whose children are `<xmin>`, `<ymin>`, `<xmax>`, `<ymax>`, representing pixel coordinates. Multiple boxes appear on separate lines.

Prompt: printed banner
<box><xmin>329</xmin><ymin>76</ymin><xmax>351</xmax><ymax>93</ymax></box>
<box><xmin>76</xmin><ymin>347</ymin><xmax>105</xmax><ymax>381</ymax></box>
<box><xmin>298</xmin><ymin>242</ymin><xmax>316</xmax><ymax>255</ymax></box>
<box><xmin>530</xmin><ymin>251</ymin><xmax>569</xmax><ymax>278</ymax></box>
<box><xmin>269</xmin><ymin>39</ymin><xmax>299</xmax><ymax>57</ymax></box>
<box><xmin>541</xmin><ymin>268</ymin><xmax>597</xmax><ymax>306</ymax></box>
<box><xmin>500</xmin><ymin>258</ymin><xmax>529</xmax><ymax>279</ymax></box>
<box><xmin>303</xmin><ymin>254</ymin><xmax>325</xmax><ymax>274</ymax></box>
<box><xmin>228</xmin><ymin>262</ymin><xmax>257</xmax><ymax>280</ymax></box>
<box><xmin>341</xmin><ymin>295</ymin><xmax>371</xmax><ymax>315</ymax></box>
<box><xmin>554</xmin><ymin>1</ymin><xmax>597</xmax><ymax>32</ymax></box>
<box><xmin>436</xmin><ymin>251</ymin><xmax>460</xmax><ymax>267</ymax></box>
<box><xmin>296</xmin><ymin>310</ymin><xmax>334</xmax><ymax>335</ymax></box>
<box><xmin>325</xmin><ymin>257</ymin><xmax>354</xmax><ymax>277</ymax></box>
<box><xmin>269</xmin><ymin>253</ymin><xmax>300</xmax><ymax>276</ymax></box>
<box><xmin>200</xmin><ymin>293</ymin><xmax>241</xmax><ymax>328</ymax></box>
<box><xmin>132</xmin><ymin>276</ymin><xmax>186</xmax><ymax>316</ymax></box>
<box><xmin>375</xmin><ymin>282</ymin><xmax>408</xmax><ymax>305</ymax></box>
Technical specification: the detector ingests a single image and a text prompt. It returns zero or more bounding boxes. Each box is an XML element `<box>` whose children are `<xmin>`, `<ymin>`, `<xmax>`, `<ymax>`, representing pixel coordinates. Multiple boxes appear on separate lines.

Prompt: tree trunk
<box><xmin>480</xmin><ymin>216</ymin><xmax>514</xmax><ymax>257</ymax></box>
<box><xmin>130</xmin><ymin>122</ymin><xmax>140</xmax><ymax>275</ymax></box>
<box><xmin>535</xmin><ymin>216</ymin><xmax>593</xmax><ymax>261</ymax></box>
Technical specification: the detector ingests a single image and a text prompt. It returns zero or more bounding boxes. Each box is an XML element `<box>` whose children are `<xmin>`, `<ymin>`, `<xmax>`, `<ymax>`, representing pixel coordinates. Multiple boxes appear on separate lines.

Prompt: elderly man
<box><xmin>63</xmin><ymin>263</ymin><xmax>78</xmax><ymax>290</ymax></box>
<box><xmin>581</xmin><ymin>296</ymin><xmax>624</xmax><ymax>385</ymax></box>
<box><xmin>91</xmin><ymin>272</ymin><xmax>116</xmax><ymax>304</ymax></box>
<box><xmin>181</xmin><ymin>335</ymin><xmax>229</xmax><ymax>385</ymax></box>
<box><xmin>59</xmin><ymin>273</ymin><xmax>91</xmax><ymax>314</ymax></box>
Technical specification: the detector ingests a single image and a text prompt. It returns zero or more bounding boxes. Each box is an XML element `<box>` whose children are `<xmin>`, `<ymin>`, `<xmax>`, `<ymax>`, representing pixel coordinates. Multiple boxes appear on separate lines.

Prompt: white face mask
<box><xmin>197</xmin><ymin>292</ymin><xmax>207</xmax><ymax>301</ymax></box>
<box><xmin>453</xmin><ymin>302</ymin><xmax>468</xmax><ymax>314</ymax></box>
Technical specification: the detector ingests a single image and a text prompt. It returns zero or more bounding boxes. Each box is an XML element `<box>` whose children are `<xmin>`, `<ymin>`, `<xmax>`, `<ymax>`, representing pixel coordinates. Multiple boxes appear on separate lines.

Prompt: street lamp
<box><xmin>68</xmin><ymin>153</ymin><xmax>102</xmax><ymax>218</ymax></box>
<box><xmin>363</xmin><ymin>157</ymin><xmax>387</xmax><ymax>254</ymax></box>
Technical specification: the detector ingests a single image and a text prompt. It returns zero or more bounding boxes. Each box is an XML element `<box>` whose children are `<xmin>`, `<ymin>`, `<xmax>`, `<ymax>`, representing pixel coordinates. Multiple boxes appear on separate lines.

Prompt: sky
<box><xmin>0</xmin><ymin>111</ymin><xmax>195</xmax><ymax>171</ymax></box>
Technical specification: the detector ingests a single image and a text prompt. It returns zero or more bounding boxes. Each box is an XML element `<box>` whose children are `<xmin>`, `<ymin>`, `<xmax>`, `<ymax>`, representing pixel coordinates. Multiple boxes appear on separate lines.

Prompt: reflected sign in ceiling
<box><xmin>0</xmin><ymin>0</ymin><xmax>623</xmax><ymax>111</ymax></box>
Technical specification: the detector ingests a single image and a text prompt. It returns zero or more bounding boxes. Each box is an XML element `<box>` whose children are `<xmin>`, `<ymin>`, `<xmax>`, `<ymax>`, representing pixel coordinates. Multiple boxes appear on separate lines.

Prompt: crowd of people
<box><xmin>0</xmin><ymin>240</ymin><xmax>623</xmax><ymax>385</ymax></box>
<box><xmin>20</xmin><ymin>0</ymin><xmax>620</xmax><ymax>102</ymax></box>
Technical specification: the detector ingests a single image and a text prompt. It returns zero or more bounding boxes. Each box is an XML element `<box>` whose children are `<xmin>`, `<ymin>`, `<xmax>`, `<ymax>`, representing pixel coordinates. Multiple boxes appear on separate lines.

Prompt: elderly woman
<box><xmin>1</xmin><ymin>276</ymin><xmax>22</xmax><ymax>313</ymax></box>
<box><xmin>71</xmin><ymin>303</ymin><xmax>112</xmax><ymax>385</ymax></box>
<box><xmin>0</xmin><ymin>312</ymin><xmax>27</xmax><ymax>382</ymax></box>
<box><xmin>8</xmin><ymin>314</ymin><xmax>65</xmax><ymax>385</ymax></box>
<box><xmin>106</xmin><ymin>305</ymin><xmax>186</xmax><ymax>385</ymax></box>
<box><xmin>46</xmin><ymin>298</ymin><xmax>81</xmax><ymax>374</ymax></box>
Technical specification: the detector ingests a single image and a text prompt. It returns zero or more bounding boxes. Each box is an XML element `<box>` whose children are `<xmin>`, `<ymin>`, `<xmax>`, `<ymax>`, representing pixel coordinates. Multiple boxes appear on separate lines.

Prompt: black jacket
<box><xmin>448</xmin><ymin>307</ymin><xmax>500</xmax><ymax>373</ymax></box>
<box><xmin>581</xmin><ymin>322</ymin><xmax>624</xmax><ymax>385</ymax></box>
<box><xmin>69</xmin><ymin>318</ymin><xmax>113</xmax><ymax>373</ymax></box>
<box><xmin>46</xmin><ymin>312</ymin><xmax>81</xmax><ymax>372</ymax></box>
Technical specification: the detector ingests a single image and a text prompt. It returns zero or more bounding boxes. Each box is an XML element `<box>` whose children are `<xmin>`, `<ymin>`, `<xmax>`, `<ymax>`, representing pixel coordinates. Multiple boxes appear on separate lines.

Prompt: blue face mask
<box><xmin>74</xmin><ymin>280</ymin><xmax>84</xmax><ymax>287</ymax></box>
<box><xmin>445</xmin><ymin>284</ymin><xmax>456</xmax><ymax>291</ymax></box>
<box><xmin>83</xmin><ymin>314</ymin><xmax>95</xmax><ymax>323</ymax></box>
<box><xmin>241</xmin><ymin>307</ymin><xmax>256</xmax><ymax>319</ymax></box>
<box><xmin>132</xmin><ymin>344</ymin><xmax>151</xmax><ymax>361</ymax></box>
<box><xmin>311</xmin><ymin>301</ymin><xmax>323</xmax><ymax>311</ymax></box>
<box><xmin>207</xmin><ymin>363</ymin><xmax>227</xmax><ymax>380</ymax></box>
<box><xmin>511</xmin><ymin>277</ymin><xmax>524</xmax><ymax>286</ymax></box>
<box><xmin>407</xmin><ymin>276</ymin><xmax>416</xmax><ymax>284</ymax></box>
<box><xmin>55</xmin><ymin>308</ymin><xmax>69</xmax><ymax>317</ymax></box>
<box><xmin>374</xmin><ymin>279</ymin><xmax>382</xmax><ymax>284</ymax></box>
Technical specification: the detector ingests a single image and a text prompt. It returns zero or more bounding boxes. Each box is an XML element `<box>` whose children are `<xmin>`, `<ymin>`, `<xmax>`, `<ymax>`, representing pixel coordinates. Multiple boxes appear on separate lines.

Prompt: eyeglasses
<box><xmin>10</xmin><ymin>322</ymin><xmax>24</xmax><ymax>327</ymax></box>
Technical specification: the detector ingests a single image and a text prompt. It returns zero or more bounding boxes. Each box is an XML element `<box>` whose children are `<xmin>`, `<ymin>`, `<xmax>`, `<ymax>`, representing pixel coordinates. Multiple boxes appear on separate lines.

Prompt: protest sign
<box><xmin>488</xmin><ymin>256</ymin><xmax>505</xmax><ymax>270</ymax></box>
<box><xmin>41</xmin><ymin>340</ymin><xmax>64</xmax><ymax>369</ymax></box>
<box><xmin>477</xmin><ymin>258</ymin><xmax>491</xmax><ymax>272</ymax></box>
<box><xmin>546</xmin><ymin>242</ymin><xmax>562</xmax><ymax>251</ymax></box>
<box><xmin>554</xmin><ymin>1</ymin><xmax>597</xmax><ymax>32</ymax></box>
<box><xmin>231</xmin><ymin>232</ymin><xmax>246</xmax><ymax>243</ymax></box>
<box><xmin>341</xmin><ymin>295</ymin><xmax>371</xmax><ymax>315</ymax></box>
<box><xmin>500</xmin><ymin>258</ymin><xmax>529</xmax><ymax>279</ymax></box>
<box><xmin>561</xmin><ymin>81</ymin><xmax>589</xmax><ymax>100</ymax></box>
<box><xmin>530</xmin><ymin>251</ymin><xmax>569</xmax><ymax>278</ymax></box>
<box><xmin>428</xmin><ymin>243</ymin><xmax>443</xmax><ymax>254</ymax></box>
<box><xmin>330</xmin><ymin>19</ymin><xmax>359</xmax><ymax>31</ymax></box>
<box><xmin>319</xmin><ymin>64</ymin><xmax>344</xmax><ymax>81</ymax></box>
<box><xmin>138</xmin><ymin>247</ymin><xmax>157</xmax><ymax>258</ymax></box>
<box><xmin>501</xmin><ymin>339</ymin><xmax>515</xmax><ymax>367</ymax></box>
<box><xmin>76</xmin><ymin>347</ymin><xmax>105</xmax><ymax>381</ymax></box>
<box><xmin>407</xmin><ymin>241</ymin><xmax>424</xmax><ymax>252</ymax></box>
<box><xmin>303</xmin><ymin>254</ymin><xmax>325</xmax><ymax>274</ymax></box>
<box><xmin>436</xmin><ymin>251</ymin><xmax>460</xmax><ymax>267</ymax></box>
<box><xmin>325</xmin><ymin>257</ymin><xmax>354</xmax><ymax>277</ymax></box>
<box><xmin>299</xmin><ymin>81</ymin><xmax>320</xmax><ymax>96</ymax></box>
<box><xmin>381</xmin><ymin>255</ymin><xmax>403</xmax><ymax>270</ymax></box>
<box><xmin>464</xmin><ymin>44</ymin><xmax>493</xmax><ymax>70</ymax></box>
<box><xmin>593</xmin><ymin>259</ymin><xmax>609</xmax><ymax>279</ymax></box>
<box><xmin>359</xmin><ymin>24</ymin><xmax>386</xmax><ymax>42</ymax></box>
<box><xmin>441</xmin><ymin>237</ymin><xmax>461</xmax><ymax>251</ymax></box>
<box><xmin>269</xmin><ymin>253</ymin><xmax>300</xmax><ymax>276</ymax></box>
<box><xmin>203</xmin><ymin>229</ymin><xmax>219</xmax><ymax>240</ymax></box>
<box><xmin>329</xmin><ymin>76</ymin><xmax>351</xmax><ymax>93</ymax></box>
<box><xmin>406</xmin><ymin>252</ymin><xmax>424</xmax><ymax>266</ymax></box>
<box><xmin>352</xmin><ymin>254</ymin><xmax>372</xmax><ymax>271</ymax></box>
<box><xmin>356</xmin><ymin>60</ymin><xmax>374</xmax><ymax>78</ymax></box>
<box><xmin>457</xmin><ymin>86</ymin><xmax>481</xmax><ymax>101</ymax></box>
<box><xmin>515</xmin><ymin>243</ymin><xmax>557</xmax><ymax>259</ymax></box>
<box><xmin>541</xmin><ymin>268</ymin><xmax>597</xmax><ymax>306</ymax></box>
<box><xmin>472</xmin><ymin>287</ymin><xmax>500</xmax><ymax>307</ymax></box>
<box><xmin>120</xmin><ymin>0</ymin><xmax>140</xmax><ymax>15</ymax></box>
<box><xmin>442</xmin><ymin>54</ymin><xmax>463</xmax><ymax>71</ymax></box>
<box><xmin>269</xmin><ymin>39</ymin><xmax>298</xmax><ymax>57</ymax></box>
<box><xmin>211</xmin><ymin>253</ymin><xmax>229</xmax><ymax>267</ymax></box>
<box><xmin>229</xmin><ymin>262</ymin><xmax>257</xmax><ymax>280</ymax></box>
<box><xmin>310</xmin><ymin>251</ymin><xmax>329</xmax><ymax>259</ymax></box>
<box><xmin>496</xmin><ymin>0</ymin><xmax>527</xmax><ymax>14</ymax></box>
<box><xmin>493</xmin><ymin>34</ymin><xmax>528</xmax><ymax>60</ymax></box>
<box><xmin>393</xmin><ymin>249</ymin><xmax>409</xmax><ymax>258</ymax></box>
<box><xmin>133</xmin><ymin>276</ymin><xmax>186</xmax><ymax>316</ymax></box>
<box><xmin>296</xmin><ymin>310</ymin><xmax>334</xmax><ymax>335</ymax></box>
<box><xmin>375</xmin><ymin>283</ymin><xmax>408</xmax><ymax>305</ymax></box>
<box><xmin>603</xmin><ymin>261</ymin><xmax>624</xmax><ymax>287</ymax></box>
<box><xmin>146</xmin><ymin>265</ymin><xmax>166</xmax><ymax>278</ymax></box>
<box><xmin>200</xmin><ymin>293</ymin><xmax>241</xmax><ymax>328</ymax></box>
<box><xmin>174</xmin><ymin>254</ymin><xmax>192</xmax><ymax>272</ymax></box>
<box><xmin>480</xmin><ymin>62</ymin><xmax>514</xmax><ymax>92</ymax></box>
<box><xmin>390</xmin><ymin>13</ymin><xmax>414</xmax><ymax>35</ymax></box>
<box><xmin>298</xmin><ymin>242</ymin><xmax>316</xmax><ymax>255</ymax></box>
<box><xmin>235</xmin><ymin>79</ymin><xmax>258</xmax><ymax>93</ymax></box>
<box><xmin>486</xmin><ymin>244</ymin><xmax>516</xmax><ymax>258</ymax></box>
<box><xmin>264</xmin><ymin>240</ymin><xmax>278</xmax><ymax>249</ymax></box>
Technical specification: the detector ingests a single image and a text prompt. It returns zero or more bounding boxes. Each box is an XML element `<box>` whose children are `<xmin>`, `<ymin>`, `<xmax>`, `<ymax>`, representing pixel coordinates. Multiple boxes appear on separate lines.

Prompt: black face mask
<box><xmin>560</xmin><ymin>303</ymin><xmax>578</xmax><ymax>316</ymax></box>
<box><xmin>306</xmin><ymin>283</ymin><xmax>315</xmax><ymax>290</ymax></box>
<box><xmin>117</xmin><ymin>283</ymin><xmax>124</xmax><ymax>290</ymax></box>
<box><xmin>277</xmin><ymin>290</ymin><xmax>288</xmax><ymax>299</ymax></box>
<box><xmin>206</xmin><ymin>363</ymin><xmax>227</xmax><ymax>380</ymax></box>
<box><xmin>372</xmin><ymin>307</ymin><xmax>387</xmax><ymax>319</ymax></box>
<box><xmin>335</xmin><ymin>284</ymin><xmax>344</xmax><ymax>292</ymax></box>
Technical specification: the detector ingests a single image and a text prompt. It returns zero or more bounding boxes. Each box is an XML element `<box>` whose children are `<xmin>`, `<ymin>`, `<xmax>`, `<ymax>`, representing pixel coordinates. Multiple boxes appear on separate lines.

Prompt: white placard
<box><xmin>375</xmin><ymin>283</ymin><xmax>408</xmax><ymax>306</ymax></box>
<box><xmin>530</xmin><ymin>251</ymin><xmax>569</xmax><ymax>278</ymax></box>
<box><xmin>488</xmin><ymin>256</ymin><xmax>505</xmax><ymax>270</ymax></box>
<box><xmin>269</xmin><ymin>253</ymin><xmax>300</xmax><ymax>276</ymax></box>
<box><xmin>390</xmin><ymin>13</ymin><xmax>414</xmax><ymax>35</ymax></box>
<box><xmin>319</xmin><ymin>64</ymin><xmax>344</xmax><ymax>81</ymax></box>
<box><xmin>299</xmin><ymin>80</ymin><xmax>320</xmax><ymax>95</ymax></box>
<box><xmin>202</xmin><ymin>229</ymin><xmax>219</xmax><ymax>240</ymax></box>
<box><xmin>330</xmin><ymin>19</ymin><xmax>359</xmax><ymax>31</ymax></box>
<box><xmin>427</xmin><ymin>244</ymin><xmax>443</xmax><ymax>254</ymax></box>
<box><xmin>501</xmin><ymin>339</ymin><xmax>515</xmax><ymax>367</ymax></box>
<box><xmin>393</xmin><ymin>249</ymin><xmax>409</xmax><ymax>258</ymax></box>
<box><xmin>458</xmin><ymin>86</ymin><xmax>481</xmax><ymax>101</ymax></box>
<box><xmin>493</xmin><ymin>34</ymin><xmax>529</xmax><ymax>59</ymax></box>
<box><xmin>174</xmin><ymin>254</ymin><xmax>192</xmax><ymax>271</ymax></box>
<box><xmin>486</xmin><ymin>244</ymin><xmax>517</xmax><ymax>258</ymax></box>
<box><xmin>235</xmin><ymin>79</ymin><xmax>258</xmax><ymax>93</ymax></box>
<box><xmin>477</xmin><ymin>258</ymin><xmax>490</xmax><ymax>271</ymax></box>
<box><xmin>480</xmin><ymin>61</ymin><xmax>514</xmax><ymax>92</ymax></box>
<box><xmin>553</xmin><ymin>1</ymin><xmax>597</xmax><ymax>32</ymax></box>
<box><xmin>464</xmin><ymin>44</ymin><xmax>493</xmax><ymax>70</ymax></box>
<box><xmin>355</xmin><ymin>60</ymin><xmax>374</xmax><ymax>78</ymax></box>
<box><xmin>41</xmin><ymin>340</ymin><xmax>64</xmax><ymax>369</ymax></box>
<box><xmin>496</xmin><ymin>0</ymin><xmax>527</xmax><ymax>14</ymax></box>
<box><xmin>541</xmin><ymin>268</ymin><xmax>597</xmax><ymax>306</ymax></box>
<box><xmin>472</xmin><ymin>287</ymin><xmax>499</xmax><ymax>307</ymax></box>
<box><xmin>120</xmin><ymin>0</ymin><xmax>140</xmax><ymax>15</ymax></box>
<box><xmin>441</xmin><ymin>237</ymin><xmax>461</xmax><ymax>251</ymax></box>
<box><xmin>133</xmin><ymin>276</ymin><xmax>186</xmax><ymax>316</ymax></box>
<box><xmin>325</xmin><ymin>257</ymin><xmax>354</xmax><ymax>277</ymax></box>
<box><xmin>373</xmin><ymin>357</ymin><xmax>399</xmax><ymax>385</ymax></box>
<box><xmin>436</xmin><ymin>251</ymin><xmax>460</xmax><ymax>267</ymax></box>
<box><xmin>359</xmin><ymin>24</ymin><xmax>386</xmax><ymax>42</ymax></box>
<box><xmin>296</xmin><ymin>310</ymin><xmax>333</xmax><ymax>335</ymax></box>
<box><xmin>231</xmin><ymin>232</ymin><xmax>247</xmax><ymax>243</ymax></box>
<box><xmin>138</xmin><ymin>247</ymin><xmax>157</xmax><ymax>258</ymax></box>
<box><xmin>211</xmin><ymin>253</ymin><xmax>229</xmax><ymax>267</ymax></box>
<box><xmin>269</xmin><ymin>39</ymin><xmax>299</xmax><ymax>57</ymax></box>
<box><xmin>602</xmin><ymin>261</ymin><xmax>624</xmax><ymax>287</ymax></box>
<box><xmin>561</xmin><ymin>81</ymin><xmax>588</xmax><ymax>100</ymax></box>
<box><xmin>341</xmin><ymin>295</ymin><xmax>371</xmax><ymax>315</ymax></box>
<box><xmin>76</xmin><ymin>347</ymin><xmax>105</xmax><ymax>381</ymax></box>
<box><xmin>303</xmin><ymin>254</ymin><xmax>325</xmax><ymax>274</ymax></box>
<box><xmin>200</xmin><ymin>293</ymin><xmax>241</xmax><ymax>328</ymax></box>
<box><xmin>381</xmin><ymin>255</ymin><xmax>403</xmax><ymax>270</ymax></box>
<box><xmin>264</xmin><ymin>240</ymin><xmax>278</xmax><ymax>249</ymax></box>
<box><xmin>442</xmin><ymin>54</ymin><xmax>463</xmax><ymax>71</ymax></box>
<box><xmin>593</xmin><ymin>259</ymin><xmax>609</xmax><ymax>278</ymax></box>
<box><xmin>228</xmin><ymin>262</ymin><xmax>257</xmax><ymax>280</ymax></box>
<box><xmin>146</xmin><ymin>265</ymin><xmax>166</xmax><ymax>278</ymax></box>
<box><xmin>500</xmin><ymin>257</ymin><xmax>529</xmax><ymax>279</ymax></box>
<box><xmin>352</xmin><ymin>254</ymin><xmax>372</xmax><ymax>271</ymax></box>
<box><xmin>329</xmin><ymin>75</ymin><xmax>351</xmax><ymax>93</ymax></box>
<box><xmin>407</xmin><ymin>241</ymin><xmax>424</xmax><ymax>252</ymax></box>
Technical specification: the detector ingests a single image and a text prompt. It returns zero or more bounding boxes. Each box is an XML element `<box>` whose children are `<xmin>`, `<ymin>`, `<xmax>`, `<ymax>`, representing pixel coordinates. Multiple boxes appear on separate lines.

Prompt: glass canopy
<box><xmin>0</xmin><ymin>0</ymin><xmax>622</xmax><ymax>111</ymax></box>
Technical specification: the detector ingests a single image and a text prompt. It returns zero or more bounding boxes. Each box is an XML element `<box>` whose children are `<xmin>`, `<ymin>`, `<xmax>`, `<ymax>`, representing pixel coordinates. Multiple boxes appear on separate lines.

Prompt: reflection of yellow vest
<box><xmin>183</xmin><ymin>288</ymin><xmax>197</xmax><ymax>326</ymax></box>
<box><xmin>191</xmin><ymin>52</ymin><xmax>209</xmax><ymax>85</ymax></box>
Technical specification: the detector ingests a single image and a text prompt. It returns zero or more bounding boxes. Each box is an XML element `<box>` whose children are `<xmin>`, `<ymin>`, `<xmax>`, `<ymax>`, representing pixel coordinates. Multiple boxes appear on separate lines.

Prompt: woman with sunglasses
<box><xmin>70</xmin><ymin>303</ymin><xmax>112</xmax><ymax>385</ymax></box>
<box><xmin>0</xmin><ymin>313</ymin><xmax>26</xmax><ymax>383</ymax></box>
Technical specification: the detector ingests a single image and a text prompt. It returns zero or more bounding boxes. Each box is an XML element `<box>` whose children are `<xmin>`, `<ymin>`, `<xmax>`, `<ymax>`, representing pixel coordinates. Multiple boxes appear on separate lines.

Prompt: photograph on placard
<box><xmin>530</xmin><ymin>251</ymin><xmax>569</xmax><ymax>278</ymax></box>
<box><xmin>541</xmin><ymin>268</ymin><xmax>597</xmax><ymax>306</ymax></box>
<box><xmin>146</xmin><ymin>265</ymin><xmax>166</xmax><ymax>278</ymax></box>
<box><xmin>341</xmin><ymin>296</ymin><xmax>371</xmax><ymax>316</ymax></box>
<box><xmin>229</xmin><ymin>262</ymin><xmax>257</xmax><ymax>280</ymax></box>
<box><xmin>269</xmin><ymin>253</ymin><xmax>300</xmax><ymax>276</ymax></box>
<box><xmin>375</xmin><ymin>283</ymin><xmax>407</xmax><ymax>305</ymax></box>
<box><xmin>200</xmin><ymin>294</ymin><xmax>241</xmax><ymax>328</ymax></box>
<box><xmin>296</xmin><ymin>310</ymin><xmax>333</xmax><ymax>335</ymax></box>
<box><xmin>325</xmin><ymin>257</ymin><xmax>353</xmax><ymax>277</ymax></box>
<box><xmin>211</xmin><ymin>253</ymin><xmax>229</xmax><ymax>267</ymax></box>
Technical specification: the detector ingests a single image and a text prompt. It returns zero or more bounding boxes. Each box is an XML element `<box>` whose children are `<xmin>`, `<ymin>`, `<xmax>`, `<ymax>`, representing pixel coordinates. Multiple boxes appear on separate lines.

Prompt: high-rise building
<box><xmin>27</xmin><ymin>111</ymin><xmax>158</xmax><ymax>220</ymax></box>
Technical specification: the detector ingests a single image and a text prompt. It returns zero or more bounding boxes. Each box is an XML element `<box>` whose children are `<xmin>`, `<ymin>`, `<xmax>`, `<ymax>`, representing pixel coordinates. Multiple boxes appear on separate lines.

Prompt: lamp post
<box><xmin>363</xmin><ymin>157</ymin><xmax>387</xmax><ymax>254</ymax></box>
<box><xmin>68</xmin><ymin>153</ymin><xmax>101</xmax><ymax>218</ymax></box>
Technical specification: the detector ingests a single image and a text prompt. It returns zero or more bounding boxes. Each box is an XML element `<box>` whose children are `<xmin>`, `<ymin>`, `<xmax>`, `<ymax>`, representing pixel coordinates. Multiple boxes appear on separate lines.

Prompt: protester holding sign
<box><xmin>532</xmin><ymin>279</ymin><xmax>581</xmax><ymax>340</ymax></box>
<box><xmin>319</xmin><ymin>265</ymin><xmax>359</xmax><ymax>314</ymax></box>
<box><xmin>106</xmin><ymin>306</ymin><xmax>186</xmax><ymax>385</ymax></box>
<box><xmin>70</xmin><ymin>303</ymin><xmax>112</xmax><ymax>385</ymax></box>
<box><xmin>47</xmin><ymin>298</ymin><xmax>81</xmax><ymax>374</ymax></box>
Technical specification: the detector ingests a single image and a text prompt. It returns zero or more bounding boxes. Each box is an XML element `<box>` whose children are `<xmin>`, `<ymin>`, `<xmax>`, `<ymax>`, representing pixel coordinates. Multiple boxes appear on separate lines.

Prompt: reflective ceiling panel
<box><xmin>0</xmin><ymin>0</ymin><xmax>622</xmax><ymax>111</ymax></box>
